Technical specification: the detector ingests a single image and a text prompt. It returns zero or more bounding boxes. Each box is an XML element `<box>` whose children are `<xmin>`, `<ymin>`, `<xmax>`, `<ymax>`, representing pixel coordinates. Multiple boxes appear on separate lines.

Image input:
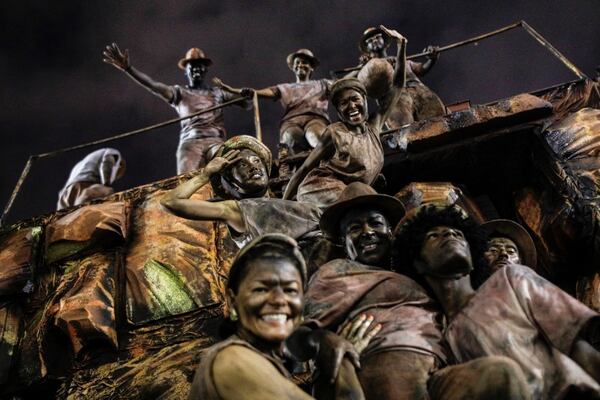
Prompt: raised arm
<box><xmin>160</xmin><ymin>151</ymin><xmax>246</xmax><ymax>232</ymax></box>
<box><xmin>103</xmin><ymin>43</ymin><xmax>175</xmax><ymax>103</ymax></box>
<box><xmin>283</xmin><ymin>129</ymin><xmax>334</xmax><ymax>200</ymax></box>
<box><xmin>410</xmin><ymin>45</ymin><xmax>440</xmax><ymax>77</ymax></box>
<box><xmin>371</xmin><ymin>26</ymin><xmax>407</xmax><ymax>131</ymax></box>
<box><xmin>213</xmin><ymin>77</ymin><xmax>279</xmax><ymax>99</ymax></box>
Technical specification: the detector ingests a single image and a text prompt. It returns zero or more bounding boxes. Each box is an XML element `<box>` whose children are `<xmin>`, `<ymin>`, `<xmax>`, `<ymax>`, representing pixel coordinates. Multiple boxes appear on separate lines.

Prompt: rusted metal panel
<box><xmin>0</xmin><ymin>227</ymin><xmax>41</xmax><ymax>296</ymax></box>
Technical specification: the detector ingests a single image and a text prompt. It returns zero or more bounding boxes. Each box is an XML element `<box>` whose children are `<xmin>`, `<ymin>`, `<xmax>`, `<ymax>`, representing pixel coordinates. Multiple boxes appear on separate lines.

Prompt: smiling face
<box><xmin>335</xmin><ymin>88</ymin><xmax>368</xmax><ymax>127</ymax></box>
<box><xmin>292</xmin><ymin>55</ymin><xmax>314</xmax><ymax>81</ymax></box>
<box><xmin>230</xmin><ymin>256</ymin><xmax>303</xmax><ymax>345</ymax></box>
<box><xmin>185</xmin><ymin>60</ymin><xmax>207</xmax><ymax>87</ymax></box>
<box><xmin>341</xmin><ymin>208</ymin><xmax>392</xmax><ymax>267</ymax></box>
<box><xmin>226</xmin><ymin>149</ymin><xmax>269</xmax><ymax>194</ymax></box>
<box><xmin>417</xmin><ymin>226</ymin><xmax>473</xmax><ymax>278</ymax></box>
<box><xmin>365</xmin><ymin>33</ymin><xmax>386</xmax><ymax>53</ymax></box>
<box><xmin>484</xmin><ymin>237</ymin><xmax>520</xmax><ymax>272</ymax></box>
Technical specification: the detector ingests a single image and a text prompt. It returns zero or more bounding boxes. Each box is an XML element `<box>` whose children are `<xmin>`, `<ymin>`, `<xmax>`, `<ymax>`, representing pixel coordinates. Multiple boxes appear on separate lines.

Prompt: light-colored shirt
<box><xmin>272</xmin><ymin>79</ymin><xmax>331</xmax><ymax>122</ymax></box>
<box><xmin>64</xmin><ymin>148</ymin><xmax>122</xmax><ymax>187</ymax></box>
<box><xmin>445</xmin><ymin>264</ymin><xmax>600</xmax><ymax>399</ymax></box>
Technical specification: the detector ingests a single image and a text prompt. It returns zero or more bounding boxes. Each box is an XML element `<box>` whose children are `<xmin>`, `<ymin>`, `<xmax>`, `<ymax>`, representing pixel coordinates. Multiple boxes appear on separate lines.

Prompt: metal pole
<box><xmin>520</xmin><ymin>20</ymin><xmax>587</xmax><ymax>80</ymax></box>
<box><xmin>1</xmin><ymin>156</ymin><xmax>35</xmax><ymax>226</ymax></box>
<box><xmin>1</xmin><ymin>97</ymin><xmax>246</xmax><ymax>225</ymax></box>
<box><xmin>252</xmin><ymin>92</ymin><xmax>263</xmax><ymax>142</ymax></box>
<box><xmin>331</xmin><ymin>21</ymin><xmax>523</xmax><ymax>76</ymax></box>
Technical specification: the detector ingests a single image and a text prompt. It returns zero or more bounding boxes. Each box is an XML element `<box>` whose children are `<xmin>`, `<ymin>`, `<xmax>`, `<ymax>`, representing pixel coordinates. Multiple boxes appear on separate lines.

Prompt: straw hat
<box><xmin>178</xmin><ymin>48</ymin><xmax>213</xmax><ymax>70</ymax></box>
<box><xmin>481</xmin><ymin>219</ymin><xmax>537</xmax><ymax>268</ymax></box>
<box><xmin>286</xmin><ymin>48</ymin><xmax>320</xmax><ymax>70</ymax></box>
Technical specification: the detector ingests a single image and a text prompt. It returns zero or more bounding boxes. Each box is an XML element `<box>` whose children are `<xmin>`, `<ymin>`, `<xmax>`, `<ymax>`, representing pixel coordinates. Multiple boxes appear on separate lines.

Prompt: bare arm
<box><xmin>371</xmin><ymin>26</ymin><xmax>407</xmax><ymax>131</ymax></box>
<box><xmin>160</xmin><ymin>152</ymin><xmax>246</xmax><ymax>232</ymax></box>
<box><xmin>212</xmin><ymin>345</ymin><xmax>314</xmax><ymax>400</ymax></box>
<box><xmin>411</xmin><ymin>45</ymin><xmax>439</xmax><ymax>77</ymax></box>
<box><xmin>213</xmin><ymin>77</ymin><xmax>279</xmax><ymax>99</ymax></box>
<box><xmin>283</xmin><ymin>129</ymin><xmax>334</xmax><ymax>200</ymax></box>
<box><xmin>103</xmin><ymin>43</ymin><xmax>174</xmax><ymax>103</ymax></box>
<box><xmin>570</xmin><ymin>339</ymin><xmax>600</xmax><ymax>382</ymax></box>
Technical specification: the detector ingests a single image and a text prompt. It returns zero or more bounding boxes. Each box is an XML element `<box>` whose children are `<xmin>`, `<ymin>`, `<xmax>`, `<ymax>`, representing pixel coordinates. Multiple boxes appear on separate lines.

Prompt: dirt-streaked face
<box><xmin>292</xmin><ymin>55</ymin><xmax>314</xmax><ymax>80</ymax></box>
<box><xmin>341</xmin><ymin>208</ymin><xmax>392</xmax><ymax>267</ymax></box>
<box><xmin>227</xmin><ymin>149</ymin><xmax>269</xmax><ymax>194</ymax></box>
<box><xmin>335</xmin><ymin>88</ymin><xmax>368</xmax><ymax>127</ymax></box>
<box><xmin>484</xmin><ymin>237</ymin><xmax>520</xmax><ymax>271</ymax></box>
<box><xmin>185</xmin><ymin>60</ymin><xmax>207</xmax><ymax>86</ymax></box>
<box><xmin>230</xmin><ymin>257</ymin><xmax>303</xmax><ymax>345</ymax></box>
<box><xmin>365</xmin><ymin>33</ymin><xmax>386</xmax><ymax>53</ymax></box>
<box><xmin>417</xmin><ymin>226</ymin><xmax>473</xmax><ymax>278</ymax></box>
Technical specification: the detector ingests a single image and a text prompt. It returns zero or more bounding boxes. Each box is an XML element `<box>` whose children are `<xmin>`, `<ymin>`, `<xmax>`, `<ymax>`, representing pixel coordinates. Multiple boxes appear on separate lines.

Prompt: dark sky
<box><xmin>1</xmin><ymin>0</ymin><xmax>599</xmax><ymax>224</ymax></box>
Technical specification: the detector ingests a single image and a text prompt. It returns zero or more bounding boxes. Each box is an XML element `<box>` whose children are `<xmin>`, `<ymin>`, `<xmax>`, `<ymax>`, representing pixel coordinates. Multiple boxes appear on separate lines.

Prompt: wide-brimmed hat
<box><xmin>359</xmin><ymin>27</ymin><xmax>391</xmax><ymax>53</ymax></box>
<box><xmin>227</xmin><ymin>233</ymin><xmax>307</xmax><ymax>291</ymax></box>
<box><xmin>286</xmin><ymin>48</ymin><xmax>320</xmax><ymax>70</ymax></box>
<box><xmin>178</xmin><ymin>48</ymin><xmax>213</xmax><ymax>70</ymax></box>
<box><xmin>320</xmin><ymin>182</ymin><xmax>405</xmax><ymax>241</ymax></box>
<box><xmin>481</xmin><ymin>219</ymin><xmax>537</xmax><ymax>268</ymax></box>
<box><xmin>209</xmin><ymin>135</ymin><xmax>272</xmax><ymax>199</ymax></box>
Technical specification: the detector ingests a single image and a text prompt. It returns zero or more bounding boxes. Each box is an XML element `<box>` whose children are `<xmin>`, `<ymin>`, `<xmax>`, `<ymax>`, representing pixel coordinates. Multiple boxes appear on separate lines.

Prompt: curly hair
<box><xmin>393</xmin><ymin>205</ymin><xmax>488</xmax><ymax>283</ymax></box>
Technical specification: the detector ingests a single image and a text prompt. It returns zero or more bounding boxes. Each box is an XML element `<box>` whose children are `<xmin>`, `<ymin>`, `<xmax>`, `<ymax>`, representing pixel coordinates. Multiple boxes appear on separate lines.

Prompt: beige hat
<box><xmin>286</xmin><ymin>48</ymin><xmax>320</xmax><ymax>70</ymax></box>
<box><xmin>481</xmin><ymin>219</ymin><xmax>537</xmax><ymax>268</ymax></box>
<box><xmin>178</xmin><ymin>48</ymin><xmax>213</xmax><ymax>70</ymax></box>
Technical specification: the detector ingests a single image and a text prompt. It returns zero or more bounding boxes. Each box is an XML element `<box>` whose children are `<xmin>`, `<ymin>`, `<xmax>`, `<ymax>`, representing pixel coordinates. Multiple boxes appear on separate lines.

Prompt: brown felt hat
<box><xmin>320</xmin><ymin>182</ymin><xmax>405</xmax><ymax>241</ymax></box>
<box><xmin>178</xmin><ymin>48</ymin><xmax>213</xmax><ymax>70</ymax></box>
<box><xmin>359</xmin><ymin>27</ymin><xmax>391</xmax><ymax>53</ymax></box>
<box><xmin>286</xmin><ymin>48</ymin><xmax>320</xmax><ymax>70</ymax></box>
<box><xmin>481</xmin><ymin>219</ymin><xmax>537</xmax><ymax>268</ymax></box>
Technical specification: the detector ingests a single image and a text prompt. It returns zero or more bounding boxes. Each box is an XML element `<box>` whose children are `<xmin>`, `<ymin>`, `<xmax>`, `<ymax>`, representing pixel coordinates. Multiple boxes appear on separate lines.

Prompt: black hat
<box><xmin>320</xmin><ymin>182</ymin><xmax>405</xmax><ymax>241</ymax></box>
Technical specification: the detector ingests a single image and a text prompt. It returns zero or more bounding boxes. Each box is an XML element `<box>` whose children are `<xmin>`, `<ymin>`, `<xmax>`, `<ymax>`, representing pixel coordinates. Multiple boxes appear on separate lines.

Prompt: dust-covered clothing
<box><xmin>303</xmin><ymin>258</ymin><xmax>446</xmax><ymax>400</ymax></box>
<box><xmin>188</xmin><ymin>335</ymin><xmax>291</xmax><ymax>400</ymax></box>
<box><xmin>57</xmin><ymin>148</ymin><xmax>122</xmax><ymax>210</ymax></box>
<box><xmin>170</xmin><ymin>85</ymin><xmax>241</xmax><ymax>173</ymax></box>
<box><xmin>297</xmin><ymin>121</ymin><xmax>384</xmax><ymax>208</ymax></box>
<box><xmin>304</xmin><ymin>258</ymin><xmax>446</xmax><ymax>361</ymax></box>
<box><xmin>272</xmin><ymin>79</ymin><xmax>331</xmax><ymax>123</ymax></box>
<box><xmin>230</xmin><ymin>198</ymin><xmax>322</xmax><ymax>248</ymax></box>
<box><xmin>445</xmin><ymin>264</ymin><xmax>600</xmax><ymax>399</ymax></box>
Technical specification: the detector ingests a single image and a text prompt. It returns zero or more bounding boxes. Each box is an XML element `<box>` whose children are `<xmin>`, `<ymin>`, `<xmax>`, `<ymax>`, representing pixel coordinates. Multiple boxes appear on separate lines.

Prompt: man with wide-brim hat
<box><xmin>161</xmin><ymin>135</ymin><xmax>323</xmax><ymax>253</ymax></box>
<box><xmin>353</xmin><ymin>26</ymin><xmax>445</xmax><ymax>128</ymax></box>
<box><xmin>481</xmin><ymin>219</ymin><xmax>537</xmax><ymax>274</ymax></box>
<box><xmin>103</xmin><ymin>43</ymin><xmax>247</xmax><ymax>174</ymax></box>
<box><xmin>214</xmin><ymin>48</ymin><xmax>331</xmax><ymax>157</ymax></box>
<box><xmin>287</xmin><ymin>181</ymin><xmax>448</xmax><ymax>400</ymax></box>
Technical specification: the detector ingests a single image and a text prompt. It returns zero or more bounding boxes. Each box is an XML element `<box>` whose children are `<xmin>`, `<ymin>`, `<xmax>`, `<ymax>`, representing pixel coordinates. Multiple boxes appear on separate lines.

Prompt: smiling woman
<box><xmin>188</xmin><ymin>234</ymin><xmax>367</xmax><ymax>400</ymax></box>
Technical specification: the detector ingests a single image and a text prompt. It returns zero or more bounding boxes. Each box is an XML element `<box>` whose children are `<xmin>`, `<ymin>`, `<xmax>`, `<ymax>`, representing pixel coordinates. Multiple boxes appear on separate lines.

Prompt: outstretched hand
<box><xmin>337</xmin><ymin>314</ymin><xmax>382</xmax><ymax>355</ymax></box>
<box><xmin>424</xmin><ymin>45</ymin><xmax>440</xmax><ymax>61</ymax></box>
<box><xmin>315</xmin><ymin>330</ymin><xmax>361</xmax><ymax>384</ymax></box>
<box><xmin>204</xmin><ymin>150</ymin><xmax>241</xmax><ymax>176</ymax></box>
<box><xmin>103</xmin><ymin>43</ymin><xmax>130</xmax><ymax>71</ymax></box>
<box><xmin>380</xmin><ymin>25</ymin><xmax>407</xmax><ymax>44</ymax></box>
<box><xmin>212</xmin><ymin>77</ymin><xmax>223</xmax><ymax>88</ymax></box>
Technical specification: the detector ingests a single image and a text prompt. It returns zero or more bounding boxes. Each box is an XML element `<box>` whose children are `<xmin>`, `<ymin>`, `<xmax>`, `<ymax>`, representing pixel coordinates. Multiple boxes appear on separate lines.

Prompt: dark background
<box><xmin>1</xmin><ymin>0</ymin><xmax>599</xmax><ymax>224</ymax></box>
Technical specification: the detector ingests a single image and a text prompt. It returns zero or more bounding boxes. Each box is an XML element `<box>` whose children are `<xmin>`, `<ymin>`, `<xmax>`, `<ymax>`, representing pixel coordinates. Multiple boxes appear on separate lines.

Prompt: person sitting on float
<box><xmin>188</xmin><ymin>233</ymin><xmax>372</xmax><ymax>400</ymax></box>
<box><xmin>289</xmin><ymin>182</ymin><xmax>446</xmax><ymax>400</ymax></box>
<box><xmin>283</xmin><ymin>25</ymin><xmax>406</xmax><ymax>209</ymax></box>
<box><xmin>394</xmin><ymin>205</ymin><xmax>600</xmax><ymax>399</ymax></box>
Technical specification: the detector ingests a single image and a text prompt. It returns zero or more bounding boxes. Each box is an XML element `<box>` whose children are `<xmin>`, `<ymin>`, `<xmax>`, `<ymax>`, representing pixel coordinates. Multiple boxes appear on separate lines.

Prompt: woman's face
<box><xmin>231</xmin><ymin>256</ymin><xmax>303</xmax><ymax>345</ymax></box>
<box><xmin>335</xmin><ymin>89</ymin><xmax>368</xmax><ymax>126</ymax></box>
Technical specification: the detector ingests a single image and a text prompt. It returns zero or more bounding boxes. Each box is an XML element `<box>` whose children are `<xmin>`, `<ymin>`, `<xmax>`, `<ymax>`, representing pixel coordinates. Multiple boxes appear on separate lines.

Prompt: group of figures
<box><xmin>57</xmin><ymin>25</ymin><xmax>445</xmax><ymax>209</ymax></box>
<box><xmin>44</xmin><ymin>24</ymin><xmax>600</xmax><ymax>400</ymax></box>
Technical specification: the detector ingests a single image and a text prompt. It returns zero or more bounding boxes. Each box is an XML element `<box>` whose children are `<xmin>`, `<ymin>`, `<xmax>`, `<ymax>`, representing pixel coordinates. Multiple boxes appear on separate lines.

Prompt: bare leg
<box><xmin>176</xmin><ymin>137</ymin><xmax>223</xmax><ymax>174</ymax></box>
<box><xmin>305</xmin><ymin>119</ymin><xmax>328</xmax><ymax>148</ymax></box>
<box><xmin>281</xmin><ymin>126</ymin><xmax>311</xmax><ymax>155</ymax></box>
